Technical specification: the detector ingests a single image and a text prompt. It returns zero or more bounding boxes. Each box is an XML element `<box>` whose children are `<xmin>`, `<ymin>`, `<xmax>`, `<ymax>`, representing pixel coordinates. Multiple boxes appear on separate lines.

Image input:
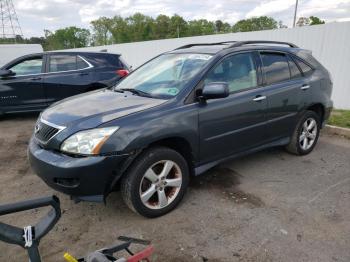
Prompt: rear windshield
<box><xmin>115</xmin><ymin>53</ymin><xmax>213</xmax><ymax>99</ymax></box>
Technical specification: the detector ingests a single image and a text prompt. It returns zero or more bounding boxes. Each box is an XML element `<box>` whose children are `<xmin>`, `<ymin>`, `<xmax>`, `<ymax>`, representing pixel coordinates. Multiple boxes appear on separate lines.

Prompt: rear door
<box><xmin>198</xmin><ymin>51</ymin><xmax>268</xmax><ymax>163</ymax></box>
<box><xmin>0</xmin><ymin>55</ymin><xmax>46</xmax><ymax>111</ymax></box>
<box><xmin>43</xmin><ymin>54</ymin><xmax>93</xmax><ymax>104</ymax></box>
<box><xmin>259</xmin><ymin>51</ymin><xmax>305</xmax><ymax>141</ymax></box>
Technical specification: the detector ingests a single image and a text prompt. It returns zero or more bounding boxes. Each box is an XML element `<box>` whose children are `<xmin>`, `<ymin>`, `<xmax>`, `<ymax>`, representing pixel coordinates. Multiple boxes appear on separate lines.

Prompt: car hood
<box><xmin>41</xmin><ymin>89</ymin><xmax>167</xmax><ymax>128</ymax></box>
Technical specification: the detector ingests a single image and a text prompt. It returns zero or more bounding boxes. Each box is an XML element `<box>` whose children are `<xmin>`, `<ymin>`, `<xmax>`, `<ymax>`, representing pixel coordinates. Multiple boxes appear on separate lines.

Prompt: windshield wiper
<box><xmin>118</xmin><ymin>88</ymin><xmax>153</xmax><ymax>98</ymax></box>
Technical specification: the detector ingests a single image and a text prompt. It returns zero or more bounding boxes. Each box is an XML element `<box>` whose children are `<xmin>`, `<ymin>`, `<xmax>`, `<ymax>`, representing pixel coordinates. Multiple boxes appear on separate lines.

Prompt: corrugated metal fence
<box><xmin>69</xmin><ymin>22</ymin><xmax>350</xmax><ymax>109</ymax></box>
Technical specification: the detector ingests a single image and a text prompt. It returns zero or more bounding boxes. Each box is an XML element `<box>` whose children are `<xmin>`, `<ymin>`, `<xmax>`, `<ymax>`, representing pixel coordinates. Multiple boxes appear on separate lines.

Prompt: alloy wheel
<box><xmin>139</xmin><ymin>160</ymin><xmax>182</xmax><ymax>210</ymax></box>
<box><xmin>299</xmin><ymin>117</ymin><xmax>318</xmax><ymax>151</ymax></box>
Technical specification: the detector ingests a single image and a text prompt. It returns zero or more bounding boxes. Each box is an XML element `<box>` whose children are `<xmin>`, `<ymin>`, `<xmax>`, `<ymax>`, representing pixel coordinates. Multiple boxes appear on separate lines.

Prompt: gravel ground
<box><xmin>0</xmin><ymin>113</ymin><xmax>349</xmax><ymax>262</ymax></box>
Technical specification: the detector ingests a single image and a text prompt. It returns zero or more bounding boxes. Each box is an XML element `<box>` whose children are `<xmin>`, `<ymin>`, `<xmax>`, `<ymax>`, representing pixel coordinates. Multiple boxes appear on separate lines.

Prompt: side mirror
<box><xmin>199</xmin><ymin>82</ymin><xmax>229</xmax><ymax>100</ymax></box>
<box><xmin>0</xmin><ymin>69</ymin><xmax>15</xmax><ymax>78</ymax></box>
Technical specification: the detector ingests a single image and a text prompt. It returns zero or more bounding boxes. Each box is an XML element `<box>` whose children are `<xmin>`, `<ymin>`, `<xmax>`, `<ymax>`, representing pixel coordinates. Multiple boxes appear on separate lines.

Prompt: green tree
<box><xmin>215</xmin><ymin>20</ymin><xmax>224</xmax><ymax>33</ymax></box>
<box><xmin>296</xmin><ymin>17</ymin><xmax>310</xmax><ymax>27</ymax></box>
<box><xmin>44</xmin><ymin>27</ymin><xmax>90</xmax><ymax>50</ymax></box>
<box><xmin>126</xmin><ymin>13</ymin><xmax>154</xmax><ymax>42</ymax></box>
<box><xmin>169</xmin><ymin>14</ymin><xmax>188</xmax><ymax>38</ymax></box>
<box><xmin>188</xmin><ymin>19</ymin><xmax>215</xmax><ymax>36</ymax></box>
<box><xmin>91</xmin><ymin>17</ymin><xmax>113</xmax><ymax>46</ymax></box>
<box><xmin>154</xmin><ymin>14</ymin><xmax>171</xmax><ymax>39</ymax></box>
<box><xmin>109</xmin><ymin>15</ymin><xmax>130</xmax><ymax>43</ymax></box>
<box><xmin>309</xmin><ymin>16</ymin><xmax>325</xmax><ymax>25</ymax></box>
<box><xmin>222</xmin><ymin>22</ymin><xmax>232</xmax><ymax>33</ymax></box>
<box><xmin>232</xmin><ymin>16</ymin><xmax>278</xmax><ymax>32</ymax></box>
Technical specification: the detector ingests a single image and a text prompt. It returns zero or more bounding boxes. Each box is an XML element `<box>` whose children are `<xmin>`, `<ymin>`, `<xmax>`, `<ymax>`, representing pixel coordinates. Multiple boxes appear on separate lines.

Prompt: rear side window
<box><xmin>295</xmin><ymin>57</ymin><xmax>313</xmax><ymax>75</ymax></box>
<box><xmin>261</xmin><ymin>53</ymin><xmax>290</xmax><ymax>85</ymax></box>
<box><xmin>77</xmin><ymin>56</ymin><xmax>89</xmax><ymax>69</ymax></box>
<box><xmin>288</xmin><ymin>56</ymin><xmax>302</xmax><ymax>79</ymax></box>
<box><xmin>49</xmin><ymin>55</ymin><xmax>76</xmax><ymax>72</ymax></box>
<box><xmin>49</xmin><ymin>55</ymin><xmax>90</xmax><ymax>72</ymax></box>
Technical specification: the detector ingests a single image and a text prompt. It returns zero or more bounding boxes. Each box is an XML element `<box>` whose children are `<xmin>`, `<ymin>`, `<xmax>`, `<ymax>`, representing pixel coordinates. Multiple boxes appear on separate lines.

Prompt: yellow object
<box><xmin>63</xmin><ymin>252</ymin><xmax>79</xmax><ymax>262</ymax></box>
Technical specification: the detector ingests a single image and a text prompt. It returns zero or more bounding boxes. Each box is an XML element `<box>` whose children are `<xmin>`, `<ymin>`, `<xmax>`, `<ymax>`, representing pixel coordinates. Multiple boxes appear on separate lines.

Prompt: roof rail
<box><xmin>226</xmin><ymin>40</ymin><xmax>298</xmax><ymax>48</ymax></box>
<box><xmin>174</xmin><ymin>41</ymin><xmax>237</xmax><ymax>50</ymax></box>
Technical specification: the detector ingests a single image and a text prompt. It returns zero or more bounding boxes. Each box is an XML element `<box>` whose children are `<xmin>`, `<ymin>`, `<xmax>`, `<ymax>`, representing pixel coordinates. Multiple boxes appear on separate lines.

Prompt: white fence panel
<box><xmin>0</xmin><ymin>44</ymin><xmax>43</xmax><ymax>67</ymax></box>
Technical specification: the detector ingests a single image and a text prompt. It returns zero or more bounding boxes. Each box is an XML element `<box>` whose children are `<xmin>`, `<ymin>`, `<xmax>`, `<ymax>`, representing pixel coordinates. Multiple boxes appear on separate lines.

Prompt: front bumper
<box><xmin>28</xmin><ymin>138</ymin><xmax>129</xmax><ymax>201</ymax></box>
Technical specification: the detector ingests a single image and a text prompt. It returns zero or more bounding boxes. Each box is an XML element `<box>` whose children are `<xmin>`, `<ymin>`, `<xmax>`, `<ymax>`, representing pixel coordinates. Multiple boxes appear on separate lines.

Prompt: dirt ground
<box><xmin>0</xmin><ymin>113</ymin><xmax>349</xmax><ymax>262</ymax></box>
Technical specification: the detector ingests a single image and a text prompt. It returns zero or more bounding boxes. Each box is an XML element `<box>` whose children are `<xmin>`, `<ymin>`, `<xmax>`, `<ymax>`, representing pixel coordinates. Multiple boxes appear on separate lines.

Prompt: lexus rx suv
<box><xmin>28</xmin><ymin>41</ymin><xmax>333</xmax><ymax>218</ymax></box>
<box><xmin>0</xmin><ymin>51</ymin><xmax>129</xmax><ymax>115</ymax></box>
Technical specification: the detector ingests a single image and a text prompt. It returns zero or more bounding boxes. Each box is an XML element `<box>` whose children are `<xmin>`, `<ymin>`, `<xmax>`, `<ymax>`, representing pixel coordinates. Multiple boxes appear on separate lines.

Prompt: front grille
<box><xmin>34</xmin><ymin>121</ymin><xmax>60</xmax><ymax>143</ymax></box>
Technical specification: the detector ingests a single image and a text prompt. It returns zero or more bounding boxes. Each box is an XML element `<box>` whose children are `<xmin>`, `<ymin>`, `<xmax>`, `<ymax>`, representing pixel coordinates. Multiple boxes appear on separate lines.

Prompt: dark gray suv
<box><xmin>28</xmin><ymin>41</ymin><xmax>333</xmax><ymax>217</ymax></box>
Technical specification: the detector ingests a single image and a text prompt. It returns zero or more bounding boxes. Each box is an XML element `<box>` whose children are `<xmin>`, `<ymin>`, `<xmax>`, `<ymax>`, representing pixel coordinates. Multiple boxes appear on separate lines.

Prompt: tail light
<box><xmin>116</xmin><ymin>69</ymin><xmax>129</xmax><ymax>77</ymax></box>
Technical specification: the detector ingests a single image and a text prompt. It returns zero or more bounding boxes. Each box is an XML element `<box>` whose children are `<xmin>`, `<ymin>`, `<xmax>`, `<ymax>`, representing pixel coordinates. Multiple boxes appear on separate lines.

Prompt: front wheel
<box><xmin>286</xmin><ymin>110</ymin><xmax>321</xmax><ymax>155</ymax></box>
<box><xmin>121</xmin><ymin>147</ymin><xmax>189</xmax><ymax>218</ymax></box>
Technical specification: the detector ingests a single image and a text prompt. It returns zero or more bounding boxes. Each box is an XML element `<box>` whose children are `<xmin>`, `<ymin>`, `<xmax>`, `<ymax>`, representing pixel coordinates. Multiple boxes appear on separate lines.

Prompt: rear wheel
<box><xmin>121</xmin><ymin>147</ymin><xmax>189</xmax><ymax>218</ymax></box>
<box><xmin>286</xmin><ymin>110</ymin><xmax>321</xmax><ymax>155</ymax></box>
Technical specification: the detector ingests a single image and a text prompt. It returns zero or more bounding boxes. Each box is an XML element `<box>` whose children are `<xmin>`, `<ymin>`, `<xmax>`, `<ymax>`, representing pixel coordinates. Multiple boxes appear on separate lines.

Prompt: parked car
<box><xmin>0</xmin><ymin>51</ymin><xmax>130</xmax><ymax>115</ymax></box>
<box><xmin>28</xmin><ymin>41</ymin><xmax>333</xmax><ymax>218</ymax></box>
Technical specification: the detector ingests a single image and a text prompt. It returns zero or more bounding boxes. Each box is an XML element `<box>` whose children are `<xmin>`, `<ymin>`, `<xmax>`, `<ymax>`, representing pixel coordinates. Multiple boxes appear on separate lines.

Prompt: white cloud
<box><xmin>246</xmin><ymin>0</ymin><xmax>296</xmax><ymax>18</ymax></box>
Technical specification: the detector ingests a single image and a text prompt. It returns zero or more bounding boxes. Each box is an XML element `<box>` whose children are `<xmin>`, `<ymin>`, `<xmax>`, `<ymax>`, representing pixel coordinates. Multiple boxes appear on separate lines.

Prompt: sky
<box><xmin>11</xmin><ymin>0</ymin><xmax>350</xmax><ymax>37</ymax></box>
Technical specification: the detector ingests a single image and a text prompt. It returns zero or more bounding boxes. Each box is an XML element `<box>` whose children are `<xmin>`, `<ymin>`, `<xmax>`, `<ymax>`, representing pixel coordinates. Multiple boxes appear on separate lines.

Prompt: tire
<box><xmin>285</xmin><ymin>110</ymin><xmax>321</xmax><ymax>155</ymax></box>
<box><xmin>121</xmin><ymin>147</ymin><xmax>189</xmax><ymax>218</ymax></box>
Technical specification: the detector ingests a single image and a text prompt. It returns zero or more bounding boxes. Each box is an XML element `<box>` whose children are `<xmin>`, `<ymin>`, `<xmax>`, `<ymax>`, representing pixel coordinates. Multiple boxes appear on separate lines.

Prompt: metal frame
<box><xmin>175</xmin><ymin>40</ymin><xmax>298</xmax><ymax>51</ymax></box>
<box><xmin>226</xmin><ymin>40</ymin><xmax>299</xmax><ymax>48</ymax></box>
<box><xmin>174</xmin><ymin>41</ymin><xmax>237</xmax><ymax>50</ymax></box>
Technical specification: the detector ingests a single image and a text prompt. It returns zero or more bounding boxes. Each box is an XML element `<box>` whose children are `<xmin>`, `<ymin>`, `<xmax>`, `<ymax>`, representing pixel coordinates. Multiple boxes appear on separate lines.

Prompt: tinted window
<box><xmin>9</xmin><ymin>57</ymin><xmax>43</xmax><ymax>76</ymax></box>
<box><xmin>288</xmin><ymin>56</ymin><xmax>302</xmax><ymax>79</ymax></box>
<box><xmin>49</xmin><ymin>55</ymin><xmax>76</xmax><ymax>72</ymax></box>
<box><xmin>77</xmin><ymin>56</ymin><xmax>89</xmax><ymax>69</ymax></box>
<box><xmin>204</xmin><ymin>52</ymin><xmax>257</xmax><ymax>93</ymax></box>
<box><xmin>261</xmin><ymin>53</ymin><xmax>290</xmax><ymax>85</ymax></box>
<box><xmin>295</xmin><ymin>58</ymin><xmax>313</xmax><ymax>75</ymax></box>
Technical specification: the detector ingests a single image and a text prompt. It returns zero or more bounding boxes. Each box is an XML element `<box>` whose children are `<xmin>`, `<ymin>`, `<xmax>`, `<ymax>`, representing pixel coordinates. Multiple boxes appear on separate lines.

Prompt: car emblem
<box><xmin>35</xmin><ymin>123</ymin><xmax>41</xmax><ymax>134</ymax></box>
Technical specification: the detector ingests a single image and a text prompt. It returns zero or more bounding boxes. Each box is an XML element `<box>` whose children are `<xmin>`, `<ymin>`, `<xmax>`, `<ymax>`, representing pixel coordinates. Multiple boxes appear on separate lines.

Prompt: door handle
<box><xmin>301</xmin><ymin>84</ymin><xmax>310</xmax><ymax>90</ymax></box>
<box><xmin>30</xmin><ymin>77</ymin><xmax>42</xmax><ymax>81</ymax></box>
<box><xmin>253</xmin><ymin>95</ymin><xmax>266</xmax><ymax>102</ymax></box>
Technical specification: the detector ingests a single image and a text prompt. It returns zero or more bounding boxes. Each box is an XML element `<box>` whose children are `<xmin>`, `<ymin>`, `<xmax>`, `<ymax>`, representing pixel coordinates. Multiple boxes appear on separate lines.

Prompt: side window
<box><xmin>261</xmin><ymin>53</ymin><xmax>290</xmax><ymax>85</ymax></box>
<box><xmin>9</xmin><ymin>57</ymin><xmax>43</xmax><ymax>76</ymax></box>
<box><xmin>77</xmin><ymin>56</ymin><xmax>89</xmax><ymax>70</ymax></box>
<box><xmin>204</xmin><ymin>52</ymin><xmax>257</xmax><ymax>93</ymax></box>
<box><xmin>295</xmin><ymin>57</ymin><xmax>313</xmax><ymax>75</ymax></box>
<box><xmin>49</xmin><ymin>55</ymin><xmax>77</xmax><ymax>72</ymax></box>
<box><xmin>288</xmin><ymin>56</ymin><xmax>302</xmax><ymax>79</ymax></box>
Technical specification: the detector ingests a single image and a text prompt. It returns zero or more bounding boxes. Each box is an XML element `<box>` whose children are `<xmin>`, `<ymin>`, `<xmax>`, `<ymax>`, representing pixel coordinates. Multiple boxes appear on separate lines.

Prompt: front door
<box><xmin>0</xmin><ymin>55</ymin><xmax>45</xmax><ymax>112</ymax></box>
<box><xmin>198</xmin><ymin>52</ymin><xmax>268</xmax><ymax>164</ymax></box>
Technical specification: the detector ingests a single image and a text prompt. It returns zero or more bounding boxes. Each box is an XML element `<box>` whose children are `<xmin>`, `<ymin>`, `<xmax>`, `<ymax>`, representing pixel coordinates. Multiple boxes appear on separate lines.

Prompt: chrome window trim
<box><xmin>34</xmin><ymin>118</ymin><xmax>66</xmax><ymax>145</ymax></box>
<box><xmin>10</xmin><ymin>55</ymin><xmax>94</xmax><ymax>77</ymax></box>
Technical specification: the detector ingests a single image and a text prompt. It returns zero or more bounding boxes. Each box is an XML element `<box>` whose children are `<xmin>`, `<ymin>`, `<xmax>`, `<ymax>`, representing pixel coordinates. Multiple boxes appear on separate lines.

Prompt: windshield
<box><xmin>115</xmin><ymin>53</ymin><xmax>213</xmax><ymax>98</ymax></box>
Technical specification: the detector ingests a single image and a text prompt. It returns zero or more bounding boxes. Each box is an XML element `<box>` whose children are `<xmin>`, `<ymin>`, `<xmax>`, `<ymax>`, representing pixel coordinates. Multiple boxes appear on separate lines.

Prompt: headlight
<box><xmin>60</xmin><ymin>127</ymin><xmax>119</xmax><ymax>155</ymax></box>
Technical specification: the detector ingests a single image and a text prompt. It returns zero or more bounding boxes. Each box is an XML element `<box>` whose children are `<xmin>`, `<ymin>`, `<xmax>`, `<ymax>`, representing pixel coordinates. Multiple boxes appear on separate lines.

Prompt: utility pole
<box><xmin>293</xmin><ymin>0</ymin><xmax>299</xmax><ymax>27</ymax></box>
<box><xmin>0</xmin><ymin>0</ymin><xmax>23</xmax><ymax>42</ymax></box>
<box><xmin>177</xmin><ymin>25</ymin><xmax>180</xmax><ymax>38</ymax></box>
